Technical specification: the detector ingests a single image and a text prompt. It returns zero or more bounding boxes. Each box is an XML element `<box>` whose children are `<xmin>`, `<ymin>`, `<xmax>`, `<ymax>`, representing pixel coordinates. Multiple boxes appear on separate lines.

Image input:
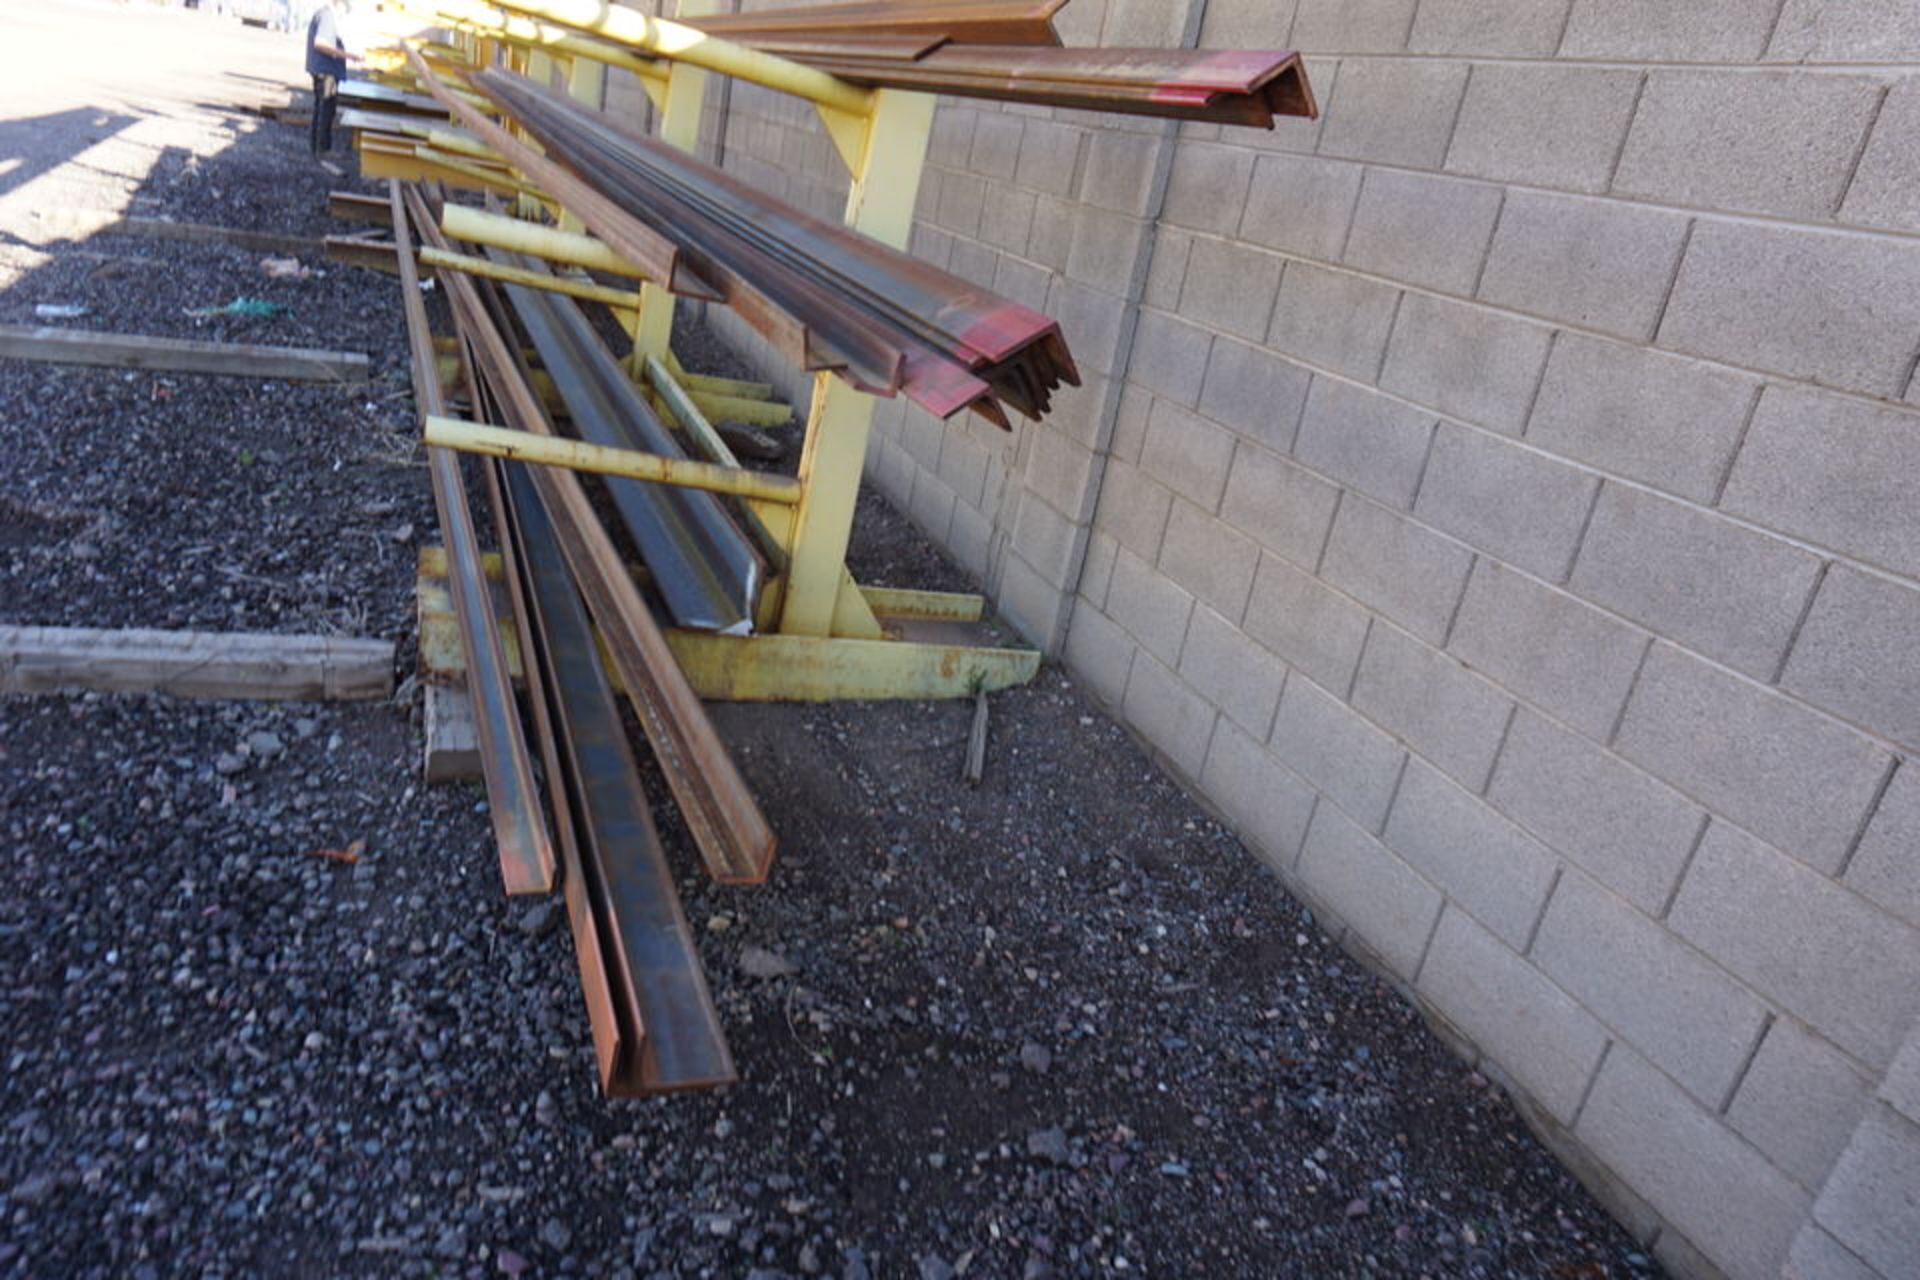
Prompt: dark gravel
<box><xmin>0</xmin><ymin>58</ymin><xmax>1661</xmax><ymax>1280</ymax></box>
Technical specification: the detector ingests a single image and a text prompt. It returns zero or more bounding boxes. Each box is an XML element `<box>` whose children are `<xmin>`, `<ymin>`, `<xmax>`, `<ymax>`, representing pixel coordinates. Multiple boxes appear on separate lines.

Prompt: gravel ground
<box><xmin>1</xmin><ymin>16</ymin><xmax>1663</xmax><ymax>1280</ymax></box>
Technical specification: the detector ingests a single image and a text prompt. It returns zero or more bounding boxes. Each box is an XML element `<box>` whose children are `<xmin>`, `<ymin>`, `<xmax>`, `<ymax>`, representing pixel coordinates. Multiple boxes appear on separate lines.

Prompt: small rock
<box><xmin>1026</xmin><ymin>1127</ymin><xmax>1070</xmax><ymax>1165</ymax></box>
<box><xmin>539</xmin><ymin>1217</ymin><xmax>571</xmax><ymax>1251</ymax></box>
<box><xmin>246</xmin><ymin>730</ymin><xmax>285</xmax><ymax>758</ymax></box>
<box><xmin>1345</xmin><ymin>1198</ymin><xmax>1371</xmax><ymax>1219</ymax></box>
<box><xmin>435</xmin><ymin>1226</ymin><xmax>468</xmax><ymax>1259</ymax></box>
<box><xmin>517</xmin><ymin>902</ymin><xmax>561</xmax><ymax>939</ymax></box>
<box><xmin>534</xmin><ymin>1091</ymin><xmax>557</xmax><ymax>1126</ymax></box>
<box><xmin>391</xmin><ymin>522</ymin><xmax>415</xmax><ymax>543</ymax></box>
<box><xmin>918</xmin><ymin>1256</ymin><xmax>955</xmax><ymax>1280</ymax></box>
<box><xmin>214</xmin><ymin>752</ymin><xmax>247</xmax><ymax>776</ymax></box>
<box><xmin>293</xmin><ymin>717</ymin><xmax>319</xmax><ymax>740</ymax></box>
<box><xmin>1022</xmin><ymin>1259</ymin><xmax>1055</xmax><ymax>1280</ymax></box>
<box><xmin>10</xmin><ymin>1174</ymin><xmax>54</xmax><ymax>1205</ymax></box>
<box><xmin>739</xmin><ymin>946</ymin><xmax>797</xmax><ymax>980</ymax></box>
<box><xmin>1019</xmin><ymin>1042</ymin><xmax>1052</xmax><ymax>1074</ymax></box>
<box><xmin>302</xmin><ymin>1031</ymin><xmax>326</xmax><ymax>1053</ymax></box>
<box><xmin>496</xmin><ymin>1249</ymin><xmax>529</xmax><ymax>1276</ymax></box>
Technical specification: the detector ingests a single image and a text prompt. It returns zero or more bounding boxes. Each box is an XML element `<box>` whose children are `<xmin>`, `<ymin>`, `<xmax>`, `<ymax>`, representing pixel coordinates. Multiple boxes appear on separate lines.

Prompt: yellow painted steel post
<box><xmin>627</xmin><ymin>0</ymin><xmax>716</xmax><ymax>372</ymax></box>
<box><xmin>777</xmin><ymin>88</ymin><xmax>937</xmax><ymax>638</ymax></box>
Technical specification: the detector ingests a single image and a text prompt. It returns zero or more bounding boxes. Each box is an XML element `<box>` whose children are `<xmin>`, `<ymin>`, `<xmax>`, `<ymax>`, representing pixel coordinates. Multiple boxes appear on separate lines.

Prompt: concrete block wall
<box><xmin>594</xmin><ymin>4</ymin><xmax>1920</xmax><ymax>1277</ymax></box>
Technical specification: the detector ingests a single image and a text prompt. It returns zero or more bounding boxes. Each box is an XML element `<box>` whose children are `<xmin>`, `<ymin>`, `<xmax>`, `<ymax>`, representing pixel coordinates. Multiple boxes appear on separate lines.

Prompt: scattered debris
<box><xmin>307</xmin><ymin>838</ymin><xmax>365</xmax><ymax>864</ymax></box>
<box><xmin>32</xmin><ymin>303</ymin><xmax>87</xmax><ymax>319</ymax></box>
<box><xmin>185</xmin><ymin>296</ymin><xmax>290</xmax><ymax>320</ymax></box>
<box><xmin>258</xmin><ymin>255</ymin><xmax>312</xmax><ymax>280</ymax></box>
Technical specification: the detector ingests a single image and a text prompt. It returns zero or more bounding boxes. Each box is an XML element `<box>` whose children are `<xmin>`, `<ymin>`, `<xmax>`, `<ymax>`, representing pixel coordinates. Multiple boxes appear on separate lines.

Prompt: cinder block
<box><xmin>1409</xmin><ymin>0</ymin><xmax>1571</xmax><ymax>54</ymax></box>
<box><xmin>1379</xmin><ymin>292</ymin><xmax>1555</xmax><ymax>437</ymax></box>
<box><xmin>1243</xmin><ymin>551</ymin><xmax>1372</xmax><ymax>695</ymax></box>
<box><xmin>909</xmin><ymin>470</ymin><xmax>957</xmax><ymax>544</ymax></box>
<box><xmin>1526</xmin><ymin>333</ymin><xmax>1758</xmax><ymax>504</ymax></box>
<box><xmin>1080</xmin><ymin>530</ymin><xmax>1118</xmax><ymax>609</ymax></box>
<box><xmin>1266</xmin><ymin>262</ymin><xmax>1402</xmax><ymax>383</ymax></box>
<box><xmin>1847</xmin><ymin>762</ymin><xmax>1920</xmax><ymax>931</ymax></box>
<box><xmin>1063</xmin><ymin>600</ymin><xmax>1138</xmax><ymax>707</ymax></box>
<box><xmin>1080</xmin><ymin>129</ymin><xmax>1163</xmax><ymax>218</ymax></box>
<box><xmin>1026</xmin><ymin>194</ymin><xmax>1076</xmax><ymax>269</ymax></box>
<box><xmin>1011</xmin><ymin>492</ymin><xmax>1079</xmax><ymax>591</ymax></box>
<box><xmin>950</xmin><ymin>504</ymin><xmax>992</xmax><ymax>581</ymax></box>
<box><xmin>1575</xmin><ymin>1045</ymin><xmax>1811</xmax><ymax>1280</ymax></box>
<box><xmin>1615</xmin><ymin>71</ymin><xmax>1884</xmax><ymax>222</ymax></box>
<box><xmin>1353</xmin><ymin>621</ymin><xmax>1514</xmax><ymax>791</ymax></box>
<box><xmin>1288</xmin><ymin>0</ymin><xmax>1417</xmax><ymax>52</ymax></box>
<box><xmin>1091</xmin><ymin>458</ymin><xmax>1173</xmax><ymax>559</ymax></box>
<box><xmin>1270</xmin><ymin>675</ymin><xmax>1406</xmax><ymax>833</ymax></box>
<box><xmin>929</xmin><ymin>103</ymin><xmax>977</xmax><ymax>169</ymax></box>
<box><xmin>1783</xmin><ymin>567</ymin><xmax>1920</xmax><ymax>754</ymax></box>
<box><xmin>1219</xmin><ymin>445</ymin><xmax>1341</xmax><ymax>569</ymax></box>
<box><xmin>1198</xmin><ymin>0</ymin><xmax>1301</xmax><ymax>49</ymax></box>
<box><xmin>1617</xmin><ymin>646</ymin><xmax>1893</xmax><ymax>875</ymax></box>
<box><xmin>1344</xmin><ymin>170</ymin><xmax>1503</xmax><ymax>297</ymax></box>
<box><xmin>1045</xmin><ymin>280</ymin><xmax>1128</xmax><ymax>378</ymax></box>
<box><xmin>1296</xmin><ymin>804</ymin><xmax>1442</xmax><ymax>980</ymax></box>
<box><xmin>1022</xmin><ymin>429</ymin><xmax>1097</xmax><ymax>523</ymax></box>
<box><xmin>1317</xmin><ymin>57</ymin><xmax>1469</xmax><ymax>169</ymax></box>
<box><xmin>1100</xmin><ymin>0</ymin><xmax>1191</xmax><ymax>47</ymax></box>
<box><xmin>937</xmin><ymin>433</ymin><xmax>991</xmax><ymax>512</ymax></box>
<box><xmin>1200</xmin><ymin>718</ymin><xmax>1318</xmax><ymax>872</ymax></box>
<box><xmin>1722</xmin><ymin>385</ymin><xmax>1920</xmax><ymax>582</ymax></box>
<box><xmin>1660</xmin><ymin>219</ymin><xmax>1920</xmax><ymax>401</ymax></box>
<box><xmin>1885</xmin><ymin>1023</ymin><xmax>1920</xmax><ymax>1126</ymax></box>
<box><xmin>967</xmin><ymin>111</ymin><xmax>1023</xmax><ymax>182</ymax></box>
<box><xmin>936</xmin><ymin>171</ymin><xmax>986</xmax><ymax>239</ymax></box>
<box><xmin>1179</xmin><ymin>237</ymin><xmax>1285</xmax><ymax>342</ymax></box>
<box><xmin>1065</xmin><ymin>205</ymin><xmax>1150</xmax><ymax>293</ymax></box>
<box><xmin>996</xmin><ymin>551</ymin><xmax>1069</xmax><ymax>651</ymax></box>
<box><xmin>1571</xmin><ymin>483</ymin><xmax>1823</xmax><ymax>680</ymax></box>
<box><xmin>1144</xmin><ymin>227</ymin><xmax>1190</xmax><ymax>311</ymax></box>
<box><xmin>992</xmin><ymin>246</ymin><xmax>1047</xmax><ymax>305</ymax></box>
<box><xmin>1477</xmin><ymin>191</ymin><xmax>1691</xmax><ymax>342</ymax></box>
<box><xmin>1449</xmin><ymin>560</ymin><xmax>1647</xmax><ymax>743</ymax></box>
<box><xmin>1414</xmin><ymin>425</ymin><xmax>1598</xmax><ymax>581</ymax></box>
<box><xmin>1105</xmin><ymin>546</ymin><xmax>1195</xmax><ymax>666</ymax></box>
<box><xmin>1109</xmin><ymin>386</ymin><xmax>1153</xmax><ymax>465</ymax></box>
<box><xmin>1180</xmin><ymin>605</ymin><xmax>1287</xmax><ymax>738</ymax></box>
<box><xmin>1158</xmin><ymin>500</ymin><xmax>1261</xmax><ymax>622</ymax></box>
<box><xmin>1241</xmin><ymin>152</ymin><xmax>1363</xmax><ymax>263</ymax></box>
<box><xmin>1812</xmin><ymin>1107</ymin><xmax>1920</xmax><ymax>1280</ymax></box>
<box><xmin>1841</xmin><ymin>78</ymin><xmax>1920</xmax><ymax>234</ymax></box>
<box><xmin>1386</xmin><ymin>760</ymin><xmax>1556</xmax><ymax>948</ymax></box>
<box><xmin>948</xmin><ymin>239</ymin><xmax>999</xmax><ymax>292</ymax></box>
<box><xmin>1488</xmin><ymin>710</ymin><xmax>1704</xmax><ymax>916</ymax></box>
<box><xmin>1320</xmin><ymin>496</ymin><xmax>1474</xmax><ymax>645</ymax></box>
<box><xmin>1124</xmin><ymin>651</ymin><xmax>1218</xmax><ymax>780</ymax></box>
<box><xmin>1163</xmin><ymin>142</ymin><xmax>1257</xmax><ymax>235</ymax></box>
<box><xmin>1139</xmin><ymin>398</ymin><xmax>1238</xmax><ymax>513</ymax></box>
<box><xmin>1294</xmin><ymin>377</ymin><xmax>1437</xmax><ymax>510</ymax></box>
<box><xmin>1729</xmin><ymin>1020</ymin><xmax>1875</xmax><ymax>1191</ymax></box>
<box><xmin>1670</xmin><ymin>822</ymin><xmax>1920</xmax><ymax>1069</ymax></box>
<box><xmin>1446</xmin><ymin>64</ymin><xmax>1642</xmax><ymax>194</ymax></box>
<box><xmin>1786</xmin><ymin>1224</ymin><xmax>1884</xmax><ymax>1280</ymax></box>
<box><xmin>1560</xmin><ymin>0</ymin><xmax>1783</xmax><ymax>59</ymax></box>
<box><xmin>1198</xmin><ymin>338</ymin><xmax>1311</xmax><ymax>454</ymax></box>
<box><xmin>1014</xmin><ymin>119</ymin><xmax>1084</xmax><ymax>198</ymax></box>
<box><xmin>1416</xmin><ymin>908</ymin><xmax>1608</xmax><ymax>1123</ymax></box>
<box><xmin>1770</xmin><ymin>0</ymin><xmax>1920</xmax><ymax>61</ymax></box>
<box><xmin>1128</xmin><ymin>309</ymin><xmax>1213</xmax><ymax>407</ymax></box>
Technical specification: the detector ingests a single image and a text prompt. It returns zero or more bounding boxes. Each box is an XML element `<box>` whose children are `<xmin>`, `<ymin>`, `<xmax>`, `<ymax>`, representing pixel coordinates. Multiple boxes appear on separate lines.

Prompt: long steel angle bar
<box><xmin>402</xmin><ymin>43</ymin><xmax>714</xmax><ymax>300</ymax></box>
<box><xmin>498</xmin><ymin>454</ymin><xmax>734</xmax><ymax>1094</ymax></box>
<box><xmin>389</xmin><ymin>180</ymin><xmax>555</xmax><ymax>895</ymax></box>
<box><xmin>416</xmin><ymin>191</ymin><xmax>775</xmax><ymax>885</ymax></box>
<box><xmin>486</xmin><ymin>258</ymin><xmax>760</xmax><ymax>634</ymax></box>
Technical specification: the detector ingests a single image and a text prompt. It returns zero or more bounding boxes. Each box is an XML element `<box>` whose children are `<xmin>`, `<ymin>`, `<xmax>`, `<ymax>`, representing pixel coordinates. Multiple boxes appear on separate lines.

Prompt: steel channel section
<box><xmin>486</xmin><ymin>251</ymin><xmax>762</xmax><ymax>634</ymax></box>
<box><xmin>389</xmin><ymin>181</ymin><xmax>555</xmax><ymax>896</ymax></box>
<box><xmin>497</xmin><ymin>455</ymin><xmax>735</xmax><ymax>1093</ymax></box>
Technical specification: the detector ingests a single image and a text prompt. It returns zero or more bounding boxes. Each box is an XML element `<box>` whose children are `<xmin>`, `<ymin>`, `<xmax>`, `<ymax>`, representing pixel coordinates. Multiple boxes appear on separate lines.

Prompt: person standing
<box><xmin>305</xmin><ymin>0</ymin><xmax>351</xmax><ymax>154</ymax></box>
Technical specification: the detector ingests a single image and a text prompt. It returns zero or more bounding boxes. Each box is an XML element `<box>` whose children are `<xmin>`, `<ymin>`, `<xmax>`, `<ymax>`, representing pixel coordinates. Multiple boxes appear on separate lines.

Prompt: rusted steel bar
<box><xmin>468</xmin><ymin>66</ymin><xmax>1078</xmax><ymax>427</ymax></box>
<box><xmin>495</xmin><ymin>446</ymin><xmax>736</xmax><ymax>1093</ymax></box>
<box><xmin>402</xmin><ymin>43</ymin><xmax>719</xmax><ymax>300</ymax></box>
<box><xmin>387</xmin><ymin>180</ymin><xmax>555</xmax><ymax>896</ymax></box>
<box><xmin>408</xmin><ymin>185</ymin><xmax>777</xmax><ymax>885</ymax></box>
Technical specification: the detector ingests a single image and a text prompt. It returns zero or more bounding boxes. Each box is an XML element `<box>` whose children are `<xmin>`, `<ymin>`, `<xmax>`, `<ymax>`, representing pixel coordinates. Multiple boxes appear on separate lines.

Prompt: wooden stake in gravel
<box><xmin>965</xmin><ymin>689</ymin><xmax>990</xmax><ymax>787</ymax></box>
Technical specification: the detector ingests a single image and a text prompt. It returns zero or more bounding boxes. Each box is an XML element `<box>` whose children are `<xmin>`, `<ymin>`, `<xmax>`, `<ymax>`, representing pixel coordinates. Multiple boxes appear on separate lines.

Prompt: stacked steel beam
<box><xmin>392</xmin><ymin>181</ymin><xmax>772</xmax><ymax>1095</ymax></box>
<box><xmin>461</xmin><ymin>65</ymin><xmax>1080</xmax><ymax>429</ymax></box>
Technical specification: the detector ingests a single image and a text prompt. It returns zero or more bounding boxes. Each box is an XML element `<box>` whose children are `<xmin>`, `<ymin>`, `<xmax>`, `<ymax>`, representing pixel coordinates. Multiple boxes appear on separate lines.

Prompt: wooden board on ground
<box><xmin>0</xmin><ymin>325</ymin><xmax>370</xmax><ymax>383</ymax></box>
<box><xmin>424</xmin><ymin>681</ymin><xmax>483</xmax><ymax>783</ymax></box>
<box><xmin>0</xmin><ymin>626</ymin><xmax>394</xmax><ymax>701</ymax></box>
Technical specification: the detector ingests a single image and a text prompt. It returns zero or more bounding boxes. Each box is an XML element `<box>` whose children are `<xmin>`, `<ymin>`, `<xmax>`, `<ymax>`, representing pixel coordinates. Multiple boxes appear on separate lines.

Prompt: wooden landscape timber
<box><xmin>0</xmin><ymin>326</ymin><xmax>370</xmax><ymax>383</ymax></box>
<box><xmin>0</xmin><ymin>626</ymin><xmax>394</xmax><ymax>701</ymax></box>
